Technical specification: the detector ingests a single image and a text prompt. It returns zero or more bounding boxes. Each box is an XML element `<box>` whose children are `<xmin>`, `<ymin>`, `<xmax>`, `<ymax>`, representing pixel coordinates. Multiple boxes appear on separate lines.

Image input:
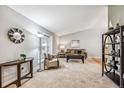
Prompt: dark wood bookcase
<box><xmin>102</xmin><ymin>25</ymin><xmax>124</xmax><ymax>88</ymax></box>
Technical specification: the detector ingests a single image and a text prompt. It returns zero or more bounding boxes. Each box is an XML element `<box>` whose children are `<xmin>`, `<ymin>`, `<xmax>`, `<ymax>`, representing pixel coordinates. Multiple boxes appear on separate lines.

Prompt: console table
<box><xmin>0</xmin><ymin>57</ymin><xmax>34</xmax><ymax>88</ymax></box>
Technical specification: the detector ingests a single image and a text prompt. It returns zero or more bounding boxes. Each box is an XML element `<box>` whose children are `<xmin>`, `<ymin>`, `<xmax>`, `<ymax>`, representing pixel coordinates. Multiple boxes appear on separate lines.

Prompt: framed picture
<box><xmin>71</xmin><ymin>40</ymin><xmax>80</xmax><ymax>48</ymax></box>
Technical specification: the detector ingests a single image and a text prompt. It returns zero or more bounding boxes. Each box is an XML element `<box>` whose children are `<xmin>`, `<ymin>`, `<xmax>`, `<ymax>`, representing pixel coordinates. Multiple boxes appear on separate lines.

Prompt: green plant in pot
<box><xmin>20</xmin><ymin>54</ymin><xmax>26</xmax><ymax>60</ymax></box>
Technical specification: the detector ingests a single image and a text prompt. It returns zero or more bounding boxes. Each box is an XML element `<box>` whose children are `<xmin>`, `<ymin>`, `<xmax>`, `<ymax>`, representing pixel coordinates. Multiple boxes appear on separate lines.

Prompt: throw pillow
<box><xmin>78</xmin><ymin>50</ymin><xmax>82</xmax><ymax>54</ymax></box>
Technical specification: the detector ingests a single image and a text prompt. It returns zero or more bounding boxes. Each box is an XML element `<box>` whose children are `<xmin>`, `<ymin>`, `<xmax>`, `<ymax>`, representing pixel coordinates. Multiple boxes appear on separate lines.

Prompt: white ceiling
<box><xmin>8</xmin><ymin>5</ymin><xmax>107</xmax><ymax>36</ymax></box>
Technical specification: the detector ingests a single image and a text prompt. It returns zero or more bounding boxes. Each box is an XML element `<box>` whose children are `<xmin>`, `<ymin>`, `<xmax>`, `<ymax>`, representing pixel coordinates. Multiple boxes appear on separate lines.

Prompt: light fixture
<box><xmin>59</xmin><ymin>44</ymin><xmax>65</xmax><ymax>52</ymax></box>
<box><xmin>37</xmin><ymin>32</ymin><xmax>44</xmax><ymax>38</ymax></box>
<box><xmin>60</xmin><ymin>44</ymin><xmax>65</xmax><ymax>49</ymax></box>
<box><xmin>42</xmin><ymin>43</ymin><xmax>47</xmax><ymax>46</ymax></box>
<box><xmin>109</xmin><ymin>20</ymin><xmax>113</xmax><ymax>28</ymax></box>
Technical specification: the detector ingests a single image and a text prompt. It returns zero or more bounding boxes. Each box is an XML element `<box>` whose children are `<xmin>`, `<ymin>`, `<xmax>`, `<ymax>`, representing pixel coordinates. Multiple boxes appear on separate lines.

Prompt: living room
<box><xmin>0</xmin><ymin>5</ymin><xmax>124</xmax><ymax>88</ymax></box>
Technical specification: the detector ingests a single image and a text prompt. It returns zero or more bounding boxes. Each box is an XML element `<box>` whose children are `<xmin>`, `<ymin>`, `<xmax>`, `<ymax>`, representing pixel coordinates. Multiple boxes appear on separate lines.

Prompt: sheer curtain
<box><xmin>37</xmin><ymin>35</ymin><xmax>50</xmax><ymax>71</ymax></box>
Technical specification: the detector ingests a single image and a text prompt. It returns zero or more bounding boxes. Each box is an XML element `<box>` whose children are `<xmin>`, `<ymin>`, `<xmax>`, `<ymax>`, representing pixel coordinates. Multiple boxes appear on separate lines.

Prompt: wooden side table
<box><xmin>0</xmin><ymin>57</ymin><xmax>34</xmax><ymax>88</ymax></box>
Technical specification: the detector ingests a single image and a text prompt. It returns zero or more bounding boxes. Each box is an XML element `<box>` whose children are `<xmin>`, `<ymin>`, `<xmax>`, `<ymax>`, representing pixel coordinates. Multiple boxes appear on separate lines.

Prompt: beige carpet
<box><xmin>10</xmin><ymin>58</ymin><xmax>118</xmax><ymax>88</ymax></box>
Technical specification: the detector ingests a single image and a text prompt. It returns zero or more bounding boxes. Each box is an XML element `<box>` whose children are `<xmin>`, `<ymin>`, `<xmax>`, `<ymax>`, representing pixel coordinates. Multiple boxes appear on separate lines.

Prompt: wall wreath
<box><xmin>8</xmin><ymin>28</ymin><xmax>25</xmax><ymax>44</ymax></box>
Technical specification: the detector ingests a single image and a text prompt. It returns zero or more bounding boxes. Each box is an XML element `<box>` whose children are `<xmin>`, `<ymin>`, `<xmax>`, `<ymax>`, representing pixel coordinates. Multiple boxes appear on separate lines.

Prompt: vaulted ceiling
<box><xmin>8</xmin><ymin>5</ymin><xmax>107</xmax><ymax>36</ymax></box>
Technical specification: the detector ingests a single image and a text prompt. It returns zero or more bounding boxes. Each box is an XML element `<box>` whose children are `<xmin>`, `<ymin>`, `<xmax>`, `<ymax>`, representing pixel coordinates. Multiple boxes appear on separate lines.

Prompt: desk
<box><xmin>0</xmin><ymin>57</ymin><xmax>34</xmax><ymax>88</ymax></box>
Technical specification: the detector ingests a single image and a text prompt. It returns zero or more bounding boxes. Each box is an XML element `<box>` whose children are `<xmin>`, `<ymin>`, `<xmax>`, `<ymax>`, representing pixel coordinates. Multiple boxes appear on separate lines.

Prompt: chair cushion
<box><xmin>49</xmin><ymin>59</ymin><xmax>58</xmax><ymax>63</ymax></box>
<box><xmin>71</xmin><ymin>50</ymin><xmax>75</xmax><ymax>54</ymax></box>
<box><xmin>77</xmin><ymin>50</ymin><xmax>82</xmax><ymax>54</ymax></box>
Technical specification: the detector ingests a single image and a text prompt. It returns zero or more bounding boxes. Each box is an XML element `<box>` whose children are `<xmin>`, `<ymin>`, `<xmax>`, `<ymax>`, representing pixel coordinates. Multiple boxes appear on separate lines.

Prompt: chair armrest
<box><xmin>66</xmin><ymin>52</ymin><xmax>71</xmax><ymax>55</ymax></box>
<box><xmin>52</xmin><ymin>55</ymin><xmax>59</xmax><ymax>61</ymax></box>
<box><xmin>44</xmin><ymin>58</ymin><xmax>49</xmax><ymax>65</ymax></box>
<box><xmin>84</xmin><ymin>52</ymin><xmax>87</xmax><ymax>59</ymax></box>
<box><xmin>52</xmin><ymin>55</ymin><xmax>58</xmax><ymax>58</ymax></box>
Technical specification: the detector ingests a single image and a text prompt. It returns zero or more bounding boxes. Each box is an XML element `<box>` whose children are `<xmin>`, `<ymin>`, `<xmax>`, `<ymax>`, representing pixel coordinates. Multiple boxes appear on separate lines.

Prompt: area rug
<box><xmin>9</xmin><ymin>58</ymin><xmax>118</xmax><ymax>88</ymax></box>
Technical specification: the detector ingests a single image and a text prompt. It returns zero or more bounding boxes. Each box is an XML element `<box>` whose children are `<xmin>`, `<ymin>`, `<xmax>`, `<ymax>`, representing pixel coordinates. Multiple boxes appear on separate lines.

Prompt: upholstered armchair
<box><xmin>44</xmin><ymin>53</ymin><xmax>59</xmax><ymax>70</ymax></box>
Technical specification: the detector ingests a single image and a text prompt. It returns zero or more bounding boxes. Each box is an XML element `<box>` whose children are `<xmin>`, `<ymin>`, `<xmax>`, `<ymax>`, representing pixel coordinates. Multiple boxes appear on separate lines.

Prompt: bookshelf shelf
<box><xmin>102</xmin><ymin>25</ymin><xmax>124</xmax><ymax>88</ymax></box>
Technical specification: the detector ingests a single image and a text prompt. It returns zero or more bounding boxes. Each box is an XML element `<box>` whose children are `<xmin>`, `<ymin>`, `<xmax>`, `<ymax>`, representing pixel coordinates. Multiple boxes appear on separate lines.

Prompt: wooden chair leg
<box><xmin>66</xmin><ymin>57</ymin><xmax>69</xmax><ymax>62</ymax></box>
<box><xmin>82</xmin><ymin>57</ymin><xmax>84</xmax><ymax>64</ymax></box>
<box><xmin>57</xmin><ymin>61</ymin><xmax>59</xmax><ymax>68</ymax></box>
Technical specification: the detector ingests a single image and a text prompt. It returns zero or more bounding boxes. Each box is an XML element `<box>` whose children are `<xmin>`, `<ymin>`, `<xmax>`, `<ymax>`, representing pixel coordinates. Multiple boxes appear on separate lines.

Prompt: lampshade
<box><xmin>60</xmin><ymin>44</ymin><xmax>65</xmax><ymax>49</ymax></box>
<box><xmin>109</xmin><ymin>20</ymin><xmax>113</xmax><ymax>28</ymax></box>
<box><xmin>42</xmin><ymin>43</ymin><xmax>47</xmax><ymax>46</ymax></box>
<box><xmin>37</xmin><ymin>32</ymin><xmax>44</xmax><ymax>37</ymax></box>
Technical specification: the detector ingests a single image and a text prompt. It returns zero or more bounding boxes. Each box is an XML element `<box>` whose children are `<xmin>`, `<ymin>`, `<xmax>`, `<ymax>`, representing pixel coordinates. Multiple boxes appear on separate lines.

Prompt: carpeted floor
<box><xmin>10</xmin><ymin>58</ymin><xmax>118</xmax><ymax>88</ymax></box>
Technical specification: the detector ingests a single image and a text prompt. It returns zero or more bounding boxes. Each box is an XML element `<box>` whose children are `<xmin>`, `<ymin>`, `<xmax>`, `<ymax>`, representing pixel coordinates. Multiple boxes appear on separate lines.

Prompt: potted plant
<box><xmin>20</xmin><ymin>54</ymin><xmax>26</xmax><ymax>60</ymax></box>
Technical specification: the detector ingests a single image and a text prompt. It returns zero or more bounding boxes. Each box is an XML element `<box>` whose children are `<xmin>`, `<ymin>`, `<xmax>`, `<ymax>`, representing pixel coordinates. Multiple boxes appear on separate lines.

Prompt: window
<box><xmin>41</xmin><ymin>35</ymin><xmax>50</xmax><ymax>59</ymax></box>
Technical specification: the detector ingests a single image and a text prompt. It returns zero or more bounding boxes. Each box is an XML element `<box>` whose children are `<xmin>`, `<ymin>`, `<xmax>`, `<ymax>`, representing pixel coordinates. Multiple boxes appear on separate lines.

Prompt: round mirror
<box><xmin>8</xmin><ymin>28</ymin><xmax>25</xmax><ymax>44</ymax></box>
<box><xmin>13</xmin><ymin>32</ymin><xmax>22</xmax><ymax>40</ymax></box>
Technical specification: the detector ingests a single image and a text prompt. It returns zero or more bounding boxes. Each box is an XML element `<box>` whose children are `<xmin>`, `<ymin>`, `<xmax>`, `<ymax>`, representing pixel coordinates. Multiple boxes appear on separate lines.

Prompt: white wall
<box><xmin>0</xmin><ymin>6</ymin><xmax>54</xmax><ymax>64</ymax></box>
<box><xmin>59</xmin><ymin>6</ymin><xmax>108</xmax><ymax>58</ymax></box>
<box><xmin>0</xmin><ymin>6</ymin><xmax>57</xmax><ymax>85</ymax></box>
<box><xmin>53</xmin><ymin>34</ymin><xmax>60</xmax><ymax>54</ymax></box>
<box><xmin>109</xmin><ymin>5</ymin><xmax>124</xmax><ymax>27</ymax></box>
<box><xmin>60</xmin><ymin>28</ymin><xmax>106</xmax><ymax>58</ymax></box>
